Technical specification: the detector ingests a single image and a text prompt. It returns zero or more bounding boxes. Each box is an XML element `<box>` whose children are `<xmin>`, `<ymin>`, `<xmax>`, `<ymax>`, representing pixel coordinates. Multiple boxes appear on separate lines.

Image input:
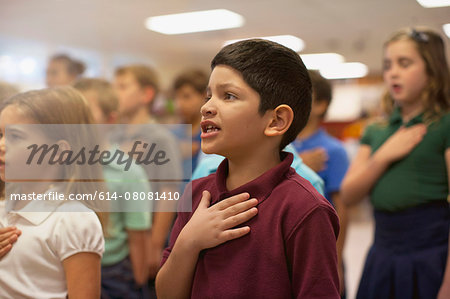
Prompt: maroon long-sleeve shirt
<box><xmin>162</xmin><ymin>153</ymin><xmax>340</xmax><ymax>298</ymax></box>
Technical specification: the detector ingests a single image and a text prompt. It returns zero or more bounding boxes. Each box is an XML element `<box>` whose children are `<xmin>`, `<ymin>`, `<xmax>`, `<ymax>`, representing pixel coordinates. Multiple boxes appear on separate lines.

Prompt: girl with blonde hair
<box><xmin>0</xmin><ymin>86</ymin><xmax>105</xmax><ymax>298</ymax></box>
<box><xmin>341</xmin><ymin>27</ymin><xmax>450</xmax><ymax>299</ymax></box>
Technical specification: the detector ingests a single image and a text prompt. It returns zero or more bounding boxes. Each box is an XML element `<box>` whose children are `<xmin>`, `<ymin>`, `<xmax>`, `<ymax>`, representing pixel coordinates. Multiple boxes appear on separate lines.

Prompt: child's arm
<box><xmin>341</xmin><ymin>124</ymin><xmax>426</xmax><ymax>206</ymax></box>
<box><xmin>331</xmin><ymin>192</ymin><xmax>348</xmax><ymax>296</ymax></box>
<box><xmin>288</xmin><ymin>205</ymin><xmax>340</xmax><ymax>298</ymax></box>
<box><xmin>63</xmin><ymin>252</ymin><xmax>101</xmax><ymax>299</ymax></box>
<box><xmin>147</xmin><ymin>187</ymin><xmax>177</xmax><ymax>279</ymax></box>
<box><xmin>0</xmin><ymin>226</ymin><xmax>21</xmax><ymax>260</ymax></box>
<box><xmin>127</xmin><ymin>230</ymin><xmax>149</xmax><ymax>285</ymax></box>
<box><xmin>155</xmin><ymin>191</ymin><xmax>258</xmax><ymax>299</ymax></box>
<box><xmin>437</xmin><ymin>147</ymin><xmax>450</xmax><ymax>299</ymax></box>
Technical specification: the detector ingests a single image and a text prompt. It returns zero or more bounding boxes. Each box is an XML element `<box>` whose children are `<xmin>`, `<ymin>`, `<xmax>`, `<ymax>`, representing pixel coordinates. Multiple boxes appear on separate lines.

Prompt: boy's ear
<box><xmin>264</xmin><ymin>104</ymin><xmax>294</xmax><ymax>137</ymax></box>
<box><xmin>141</xmin><ymin>86</ymin><xmax>155</xmax><ymax>104</ymax></box>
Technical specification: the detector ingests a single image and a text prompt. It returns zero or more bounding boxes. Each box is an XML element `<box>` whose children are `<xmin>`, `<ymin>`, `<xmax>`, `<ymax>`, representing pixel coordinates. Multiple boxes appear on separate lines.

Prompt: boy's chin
<box><xmin>201</xmin><ymin>147</ymin><xmax>217</xmax><ymax>155</ymax></box>
<box><xmin>201</xmin><ymin>144</ymin><xmax>221</xmax><ymax>156</ymax></box>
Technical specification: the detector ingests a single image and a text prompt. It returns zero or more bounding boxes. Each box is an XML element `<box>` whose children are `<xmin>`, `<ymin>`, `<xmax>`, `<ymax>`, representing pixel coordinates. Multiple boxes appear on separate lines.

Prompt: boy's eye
<box><xmin>205</xmin><ymin>94</ymin><xmax>212</xmax><ymax>102</ymax></box>
<box><xmin>224</xmin><ymin>93</ymin><xmax>237</xmax><ymax>100</ymax></box>
<box><xmin>383</xmin><ymin>60</ymin><xmax>391</xmax><ymax>71</ymax></box>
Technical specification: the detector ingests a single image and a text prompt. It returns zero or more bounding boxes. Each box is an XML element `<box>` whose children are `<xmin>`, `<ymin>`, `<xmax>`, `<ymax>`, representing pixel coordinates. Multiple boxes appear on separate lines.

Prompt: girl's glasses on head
<box><xmin>409</xmin><ymin>28</ymin><xmax>429</xmax><ymax>43</ymax></box>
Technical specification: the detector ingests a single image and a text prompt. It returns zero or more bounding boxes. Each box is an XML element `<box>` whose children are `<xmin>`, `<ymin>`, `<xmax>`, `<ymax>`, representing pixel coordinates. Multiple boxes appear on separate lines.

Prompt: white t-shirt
<box><xmin>0</xmin><ymin>200</ymin><xmax>104</xmax><ymax>299</ymax></box>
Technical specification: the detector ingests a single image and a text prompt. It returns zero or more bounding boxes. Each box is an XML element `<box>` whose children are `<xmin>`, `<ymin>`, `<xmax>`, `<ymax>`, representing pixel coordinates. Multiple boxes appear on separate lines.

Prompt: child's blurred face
<box><xmin>114</xmin><ymin>72</ymin><xmax>147</xmax><ymax>119</ymax></box>
<box><xmin>307</xmin><ymin>94</ymin><xmax>328</xmax><ymax>123</ymax></box>
<box><xmin>46</xmin><ymin>60</ymin><xmax>73</xmax><ymax>87</ymax></box>
<box><xmin>383</xmin><ymin>39</ymin><xmax>428</xmax><ymax>106</ymax></box>
<box><xmin>174</xmin><ymin>84</ymin><xmax>204</xmax><ymax>124</ymax></box>
<box><xmin>200</xmin><ymin>65</ymin><xmax>271</xmax><ymax>158</ymax></box>
<box><xmin>0</xmin><ymin>106</ymin><xmax>43</xmax><ymax>181</ymax></box>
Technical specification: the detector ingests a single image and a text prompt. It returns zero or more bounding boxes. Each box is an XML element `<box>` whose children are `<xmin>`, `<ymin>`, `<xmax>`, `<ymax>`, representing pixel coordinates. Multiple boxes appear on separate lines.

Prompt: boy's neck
<box><xmin>297</xmin><ymin>117</ymin><xmax>321</xmax><ymax>140</ymax></box>
<box><xmin>225</xmin><ymin>147</ymin><xmax>281</xmax><ymax>191</ymax></box>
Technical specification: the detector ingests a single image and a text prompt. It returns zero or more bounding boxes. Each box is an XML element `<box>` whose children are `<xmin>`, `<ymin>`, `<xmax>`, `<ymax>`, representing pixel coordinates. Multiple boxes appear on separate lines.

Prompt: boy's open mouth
<box><xmin>204</xmin><ymin>125</ymin><xmax>220</xmax><ymax>133</ymax></box>
<box><xmin>201</xmin><ymin>121</ymin><xmax>221</xmax><ymax>134</ymax></box>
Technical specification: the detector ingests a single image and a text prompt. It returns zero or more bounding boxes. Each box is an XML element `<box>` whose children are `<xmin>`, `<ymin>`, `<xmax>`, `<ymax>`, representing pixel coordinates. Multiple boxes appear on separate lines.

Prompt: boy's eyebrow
<box><xmin>206</xmin><ymin>82</ymin><xmax>242</xmax><ymax>94</ymax></box>
<box><xmin>215</xmin><ymin>82</ymin><xmax>243</xmax><ymax>92</ymax></box>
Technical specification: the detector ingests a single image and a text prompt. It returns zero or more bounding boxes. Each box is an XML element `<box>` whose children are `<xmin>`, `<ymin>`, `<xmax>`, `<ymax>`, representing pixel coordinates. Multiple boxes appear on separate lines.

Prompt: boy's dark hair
<box><xmin>173</xmin><ymin>69</ymin><xmax>209</xmax><ymax>94</ymax></box>
<box><xmin>308</xmin><ymin>70</ymin><xmax>332</xmax><ymax>118</ymax></box>
<box><xmin>211</xmin><ymin>39</ymin><xmax>312</xmax><ymax>150</ymax></box>
<box><xmin>50</xmin><ymin>54</ymin><xmax>86</xmax><ymax>76</ymax></box>
<box><xmin>308</xmin><ymin>70</ymin><xmax>332</xmax><ymax>103</ymax></box>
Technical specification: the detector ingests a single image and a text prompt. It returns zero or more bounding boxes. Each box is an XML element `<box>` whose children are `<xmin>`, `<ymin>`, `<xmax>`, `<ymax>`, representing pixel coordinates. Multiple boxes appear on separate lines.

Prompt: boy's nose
<box><xmin>200</xmin><ymin>101</ymin><xmax>217</xmax><ymax>117</ymax></box>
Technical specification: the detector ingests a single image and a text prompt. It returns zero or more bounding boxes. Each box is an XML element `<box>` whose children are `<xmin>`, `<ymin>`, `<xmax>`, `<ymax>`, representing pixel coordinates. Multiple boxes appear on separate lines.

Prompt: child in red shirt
<box><xmin>156</xmin><ymin>39</ymin><xmax>340</xmax><ymax>299</ymax></box>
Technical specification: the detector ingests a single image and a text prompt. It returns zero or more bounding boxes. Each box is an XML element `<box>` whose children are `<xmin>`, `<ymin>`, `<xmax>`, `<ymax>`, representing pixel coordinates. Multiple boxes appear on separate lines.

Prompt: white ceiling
<box><xmin>0</xmin><ymin>0</ymin><xmax>449</xmax><ymax>87</ymax></box>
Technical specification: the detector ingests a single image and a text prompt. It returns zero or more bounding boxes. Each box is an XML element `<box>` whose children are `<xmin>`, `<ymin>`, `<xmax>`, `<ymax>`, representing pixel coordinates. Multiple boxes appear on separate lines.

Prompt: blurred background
<box><xmin>1</xmin><ymin>0</ymin><xmax>449</xmax><ymax>122</ymax></box>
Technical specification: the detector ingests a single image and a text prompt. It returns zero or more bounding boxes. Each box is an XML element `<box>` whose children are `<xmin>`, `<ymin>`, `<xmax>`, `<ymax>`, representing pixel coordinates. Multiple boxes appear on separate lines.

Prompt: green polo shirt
<box><xmin>101</xmin><ymin>149</ymin><xmax>152</xmax><ymax>266</ymax></box>
<box><xmin>361</xmin><ymin>108</ymin><xmax>450</xmax><ymax>212</ymax></box>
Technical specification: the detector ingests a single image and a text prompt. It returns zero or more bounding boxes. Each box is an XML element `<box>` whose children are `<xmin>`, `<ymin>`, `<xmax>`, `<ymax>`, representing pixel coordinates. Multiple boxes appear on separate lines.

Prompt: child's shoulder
<box><xmin>279</xmin><ymin>169</ymin><xmax>336</xmax><ymax>214</ymax></box>
<box><xmin>269</xmin><ymin>169</ymin><xmax>338</xmax><ymax>239</ymax></box>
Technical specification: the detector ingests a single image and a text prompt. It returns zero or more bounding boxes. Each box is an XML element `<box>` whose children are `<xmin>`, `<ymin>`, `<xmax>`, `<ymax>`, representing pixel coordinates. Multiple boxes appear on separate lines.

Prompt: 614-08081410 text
<box><xmin>99</xmin><ymin>191</ymin><xmax>180</xmax><ymax>201</ymax></box>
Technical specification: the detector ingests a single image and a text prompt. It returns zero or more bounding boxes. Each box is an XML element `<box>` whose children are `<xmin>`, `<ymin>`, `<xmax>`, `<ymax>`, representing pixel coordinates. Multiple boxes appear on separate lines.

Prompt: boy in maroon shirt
<box><xmin>156</xmin><ymin>39</ymin><xmax>340</xmax><ymax>298</ymax></box>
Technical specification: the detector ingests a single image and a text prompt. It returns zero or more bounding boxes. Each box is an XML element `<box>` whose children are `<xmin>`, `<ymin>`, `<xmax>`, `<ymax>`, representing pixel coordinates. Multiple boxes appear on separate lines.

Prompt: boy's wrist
<box><xmin>176</xmin><ymin>230</ymin><xmax>202</xmax><ymax>256</ymax></box>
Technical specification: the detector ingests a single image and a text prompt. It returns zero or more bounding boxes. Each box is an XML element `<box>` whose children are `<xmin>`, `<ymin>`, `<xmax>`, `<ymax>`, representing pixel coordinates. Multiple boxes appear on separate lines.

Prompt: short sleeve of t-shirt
<box><xmin>53</xmin><ymin>211</ymin><xmax>105</xmax><ymax>261</ymax></box>
<box><xmin>360</xmin><ymin>125</ymin><xmax>375</xmax><ymax>146</ymax></box>
<box><xmin>286</xmin><ymin>205</ymin><xmax>340</xmax><ymax>298</ymax></box>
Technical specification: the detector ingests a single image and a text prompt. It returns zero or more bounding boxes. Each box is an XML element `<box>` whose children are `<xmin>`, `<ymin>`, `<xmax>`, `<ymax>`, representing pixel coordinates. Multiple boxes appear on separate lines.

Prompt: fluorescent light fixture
<box><xmin>320</xmin><ymin>62</ymin><xmax>368</xmax><ymax>79</ymax></box>
<box><xmin>416</xmin><ymin>0</ymin><xmax>450</xmax><ymax>7</ymax></box>
<box><xmin>443</xmin><ymin>23</ymin><xmax>450</xmax><ymax>38</ymax></box>
<box><xmin>0</xmin><ymin>55</ymin><xmax>14</xmax><ymax>71</ymax></box>
<box><xmin>300</xmin><ymin>53</ymin><xmax>344</xmax><ymax>70</ymax></box>
<box><xmin>145</xmin><ymin>9</ymin><xmax>244</xmax><ymax>35</ymax></box>
<box><xmin>224</xmin><ymin>35</ymin><xmax>304</xmax><ymax>52</ymax></box>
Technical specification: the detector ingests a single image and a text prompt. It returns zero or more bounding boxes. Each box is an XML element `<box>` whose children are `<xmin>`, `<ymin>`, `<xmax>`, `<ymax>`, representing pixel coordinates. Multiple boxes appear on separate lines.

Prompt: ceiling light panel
<box><xmin>145</xmin><ymin>9</ymin><xmax>245</xmax><ymax>35</ymax></box>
